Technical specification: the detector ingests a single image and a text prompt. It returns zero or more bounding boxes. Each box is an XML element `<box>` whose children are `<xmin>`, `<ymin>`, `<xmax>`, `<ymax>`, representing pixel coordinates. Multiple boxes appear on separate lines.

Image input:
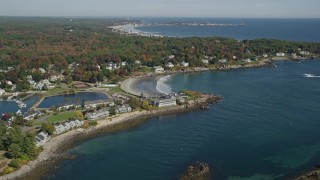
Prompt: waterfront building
<box><xmin>152</xmin><ymin>97</ymin><xmax>177</xmax><ymax>107</ymax></box>
<box><xmin>35</xmin><ymin>131</ymin><xmax>50</xmax><ymax>146</ymax></box>
<box><xmin>115</xmin><ymin>105</ymin><xmax>132</xmax><ymax>114</ymax></box>
<box><xmin>84</xmin><ymin>99</ymin><xmax>114</xmax><ymax>109</ymax></box>
<box><xmin>165</xmin><ymin>62</ymin><xmax>175</xmax><ymax>68</ymax></box>
<box><xmin>154</xmin><ymin>66</ymin><xmax>164</xmax><ymax>73</ymax></box>
<box><xmin>0</xmin><ymin>88</ymin><xmax>5</xmax><ymax>96</ymax></box>
<box><xmin>54</xmin><ymin>119</ymin><xmax>84</xmax><ymax>134</ymax></box>
<box><xmin>202</xmin><ymin>59</ymin><xmax>209</xmax><ymax>64</ymax></box>
<box><xmin>23</xmin><ymin>110</ymin><xmax>43</xmax><ymax>121</ymax></box>
<box><xmin>85</xmin><ymin>107</ymin><xmax>110</xmax><ymax>120</ymax></box>
<box><xmin>219</xmin><ymin>59</ymin><xmax>227</xmax><ymax>63</ymax></box>
<box><xmin>180</xmin><ymin>61</ymin><xmax>189</xmax><ymax>67</ymax></box>
<box><xmin>300</xmin><ymin>51</ymin><xmax>310</xmax><ymax>55</ymax></box>
<box><xmin>276</xmin><ymin>52</ymin><xmax>285</xmax><ymax>57</ymax></box>
<box><xmin>57</xmin><ymin>102</ymin><xmax>81</xmax><ymax>111</ymax></box>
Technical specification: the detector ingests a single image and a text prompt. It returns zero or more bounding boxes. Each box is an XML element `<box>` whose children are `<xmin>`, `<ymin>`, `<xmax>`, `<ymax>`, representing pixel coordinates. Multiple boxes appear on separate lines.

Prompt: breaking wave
<box><xmin>156</xmin><ymin>75</ymin><xmax>173</xmax><ymax>95</ymax></box>
<box><xmin>303</xmin><ymin>74</ymin><xmax>320</xmax><ymax>78</ymax></box>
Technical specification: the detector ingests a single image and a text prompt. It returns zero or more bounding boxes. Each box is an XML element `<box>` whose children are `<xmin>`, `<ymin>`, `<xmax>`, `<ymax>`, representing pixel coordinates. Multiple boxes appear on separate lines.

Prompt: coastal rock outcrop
<box><xmin>179</xmin><ymin>162</ymin><xmax>211</xmax><ymax>180</ymax></box>
<box><xmin>295</xmin><ymin>168</ymin><xmax>320</xmax><ymax>180</ymax></box>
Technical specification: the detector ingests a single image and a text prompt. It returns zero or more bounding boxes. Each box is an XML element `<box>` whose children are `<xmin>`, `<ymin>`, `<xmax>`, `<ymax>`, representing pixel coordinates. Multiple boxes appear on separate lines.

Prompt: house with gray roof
<box><xmin>35</xmin><ymin>131</ymin><xmax>50</xmax><ymax>146</ymax></box>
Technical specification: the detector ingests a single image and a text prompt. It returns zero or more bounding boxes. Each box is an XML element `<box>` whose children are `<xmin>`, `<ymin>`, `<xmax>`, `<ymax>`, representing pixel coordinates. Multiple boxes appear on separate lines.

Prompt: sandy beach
<box><xmin>120</xmin><ymin>75</ymin><xmax>166</xmax><ymax>97</ymax></box>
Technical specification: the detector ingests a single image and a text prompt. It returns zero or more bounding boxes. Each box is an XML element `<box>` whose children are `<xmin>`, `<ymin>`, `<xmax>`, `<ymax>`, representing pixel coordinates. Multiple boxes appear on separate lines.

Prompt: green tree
<box><xmin>8</xmin><ymin>143</ymin><xmax>23</xmax><ymax>159</ymax></box>
<box><xmin>41</xmin><ymin>123</ymin><xmax>55</xmax><ymax>135</ymax></box>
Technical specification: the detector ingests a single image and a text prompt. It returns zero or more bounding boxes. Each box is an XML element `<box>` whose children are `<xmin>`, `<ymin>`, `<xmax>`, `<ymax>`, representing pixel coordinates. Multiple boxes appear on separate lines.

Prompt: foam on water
<box><xmin>156</xmin><ymin>75</ymin><xmax>173</xmax><ymax>95</ymax></box>
<box><xmin>303</xmin><ymin>74</ymin><xmax>320</xmax><ymax>78</ymax></box>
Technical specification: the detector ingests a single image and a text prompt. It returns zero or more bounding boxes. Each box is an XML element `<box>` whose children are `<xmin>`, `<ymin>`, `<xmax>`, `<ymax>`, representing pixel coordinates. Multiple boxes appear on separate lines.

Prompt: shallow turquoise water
<box><xmin>48</xmin><ymin>60</ymin><xmax>320</xmax><ymax>180</ymax></box>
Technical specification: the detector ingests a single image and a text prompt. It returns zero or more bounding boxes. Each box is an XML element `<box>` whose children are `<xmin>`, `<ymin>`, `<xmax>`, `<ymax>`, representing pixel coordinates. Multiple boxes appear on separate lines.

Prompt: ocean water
<box><xmin>135</xmin><ymin>18</ymin><xmax>320</xmax><ymax>42</ymax></box>
<box><xmin>48</xmin><ymin>60</ymin><xmax>320</xmax><ymax>180</ymax></box>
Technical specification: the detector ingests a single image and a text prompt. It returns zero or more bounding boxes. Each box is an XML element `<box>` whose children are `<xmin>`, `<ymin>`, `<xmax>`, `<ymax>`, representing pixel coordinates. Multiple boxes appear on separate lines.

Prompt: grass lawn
<box><xmin>108</xmin><ymin>86</ymin><xmax>125</xmax><ymax>94</ymax></box>
<box><xmin>47</xmin><ymin>111</ymin><xmax>82</xmax><ymax>123</ymax></box>
<box><xmin>46</xmin><ymin>87</ymin><xmax>73</xmax><ymax>96</ymax></box>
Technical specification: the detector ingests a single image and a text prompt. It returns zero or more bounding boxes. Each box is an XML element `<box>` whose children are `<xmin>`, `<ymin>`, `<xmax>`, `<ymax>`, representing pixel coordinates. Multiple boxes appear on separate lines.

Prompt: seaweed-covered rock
<box><xmin>180</xmin><ymin>162</ymin><xmax>211</xmax><ymax>180</ymax></box>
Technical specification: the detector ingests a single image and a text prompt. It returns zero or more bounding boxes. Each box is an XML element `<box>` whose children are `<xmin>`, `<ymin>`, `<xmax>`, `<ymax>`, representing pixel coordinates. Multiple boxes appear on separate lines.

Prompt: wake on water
<box><xmin>303</xmin><ymin>74</ymin><xmax>320</xmax><ymax>78</ymax></box>
<box><xmin>156</xmin><ymin>75</ymin><xmax>173</xmax><ymax>95</ymax></box>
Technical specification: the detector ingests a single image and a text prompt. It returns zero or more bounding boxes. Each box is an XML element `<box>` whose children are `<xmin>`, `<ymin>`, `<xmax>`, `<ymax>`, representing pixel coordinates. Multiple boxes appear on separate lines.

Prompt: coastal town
<box><xmin>0</xmin><ymin>17</ymin><xmax>320</xmax><ymax>179</ymax></box>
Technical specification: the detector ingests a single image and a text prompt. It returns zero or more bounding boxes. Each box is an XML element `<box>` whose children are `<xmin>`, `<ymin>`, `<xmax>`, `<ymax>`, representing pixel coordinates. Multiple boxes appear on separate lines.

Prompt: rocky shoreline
<box><xmin>1</xmin><ymin>92</ymin><xmax>222</xmax><ymax>180</ymax></box>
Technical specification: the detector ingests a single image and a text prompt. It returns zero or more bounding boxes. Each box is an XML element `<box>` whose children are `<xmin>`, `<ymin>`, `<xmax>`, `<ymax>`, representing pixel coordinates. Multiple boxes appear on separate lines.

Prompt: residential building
<box><xmin>276</xmin><ymin>52</ymin><xmax>285</xmax><ymax>57</ymax></box>
<box><xmin>84</xmin><ymin>99</ymin><xmax>114</xmax><ymax>109</ymax></box>
<box><xmin>242</xmin><ymin>59</ymin><xmax>251</xmax><ymax>63</ymax></box>
<box><xmin>35</xmin><ymin>131</ymin><xmax>50</xmax><ymax>146</ymax></box>
<box><xmin>54</xmin><ymin>119</ymin><xmax>84</xmax><ymax>134</ymax></box>
<box><xmin>166</xmin><ymin>62</ymin><xmax>175</xmax><ymax>68</ymax></box>
<box><xmin>152</xmin><ymin>97</ymin><xmax>177</xmax><ymax>107</ymax></box>
<box><xmin>180</xmin><ymin>61</ymin><xmax>189</xmax><ymax>67</ymax></box>
<box><xmin>263</xmin><ymin>54</ymin><xmax>268</xmax><ymax>58</ymax></box>
<box><xmin>23</xmin><ymin>110</ymin><xmax>42</xmax><ymax>121</ymax></box>
<box><xmin>218</xmin><ymin>59</ymin><xmax>227</xmax><ymax>63</ymax></box>
<box><xmin>54</xmin><ymin>124</ymin><xmax>66</xmax><ymax>134</ymax></box>
<box><xmin>154</xmin><ymin>66</ymin><xmax>164</xmax><ymax>73</ymax></box>
<box><xmin>135</xmin><ymin>60</ymin><xmax>141</xmax><ymax>65</ymax></box>
<box><xmin>300</xmin><ymin>51</ymin><xmax>310</xmax><ymax>55</ymax></box>
<box><xmin>0</xmin><ymin>88</ymin><xmax>5</xmax><ymax>96</ymax></box>
<box><xmin>85</xmin><ymin>107</ymin><xmax>110</xmax><ymax>120</ymax></box>
<box><xmin>202</xmin><ymin>59</ymin><xmax>209</xmax><ymax>64</ymax></box>
<box><xmin>115</xmin><ymin>105</ymin><xmax>132</xmax><ymax>114</ymax></box>
<box><xmin>57</xmin><ymin>102</ymin><xmax>81</xmax><ymax>111</ymax></box>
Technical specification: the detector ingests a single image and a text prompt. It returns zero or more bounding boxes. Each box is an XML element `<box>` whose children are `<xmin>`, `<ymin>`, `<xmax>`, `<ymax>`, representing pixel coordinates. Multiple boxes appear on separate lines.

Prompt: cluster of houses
<box><xmin>85</xmin><ymin>107</ymin><xmax>110</xmax><ymax>120</ymax></box>
<box><xmin>85</xmin><ymin>104</ymin><xmax>132</xmax><ymax>120</ymax></box>
<box><xmin>27</xmin><ymin>75</ymin><xmax>56</xmax><ymax>90</ymax></box>
<box><xmin>54</xmin><ymin>119</ymin><xmax>84</xmax><ymax>134</ymax></box>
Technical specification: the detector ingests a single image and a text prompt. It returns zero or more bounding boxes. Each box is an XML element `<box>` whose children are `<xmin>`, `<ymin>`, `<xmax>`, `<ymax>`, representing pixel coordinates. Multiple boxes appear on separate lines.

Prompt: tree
<box><xmin>8</xmin><ymin>143</ymin><xmax>23</xmax><ymax>159</ymax></box>
<box><xmin>41</xmin><ymin>123</ymin><xmax>55</xmax><ymax>135</ymax></box>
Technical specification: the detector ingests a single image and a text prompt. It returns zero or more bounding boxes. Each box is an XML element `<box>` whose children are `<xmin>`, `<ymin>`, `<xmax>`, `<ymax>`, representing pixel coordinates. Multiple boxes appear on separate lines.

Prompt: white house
<box><xmin>276</xmin><ymin>52</ymin><xmax>285</xmax><ymax>57</ymax></box>
<box><xmin>85</xmin><ymin>107</ymin><xmax>110</xmax><ymax>120</ymax></box>
<box><xmin>202</xmin><ymin>59</ymin><xmax>209</xmax><ymax>64</ymax></box>
<box><xmin>121</xmin><ymin>61</ymin><xmax>127</xmax><ymax>66</ymax></box>
<box><xmin>35</xmin><ymin>131</ymin><xmax>50</xmax><ymax>146</ymax></box>
<box><xmin>0</xmin><ymin>88</ymin><xmax>5</xmax><ymax>96</ymax></box>
<box><xmin>263</xmin><ymin>54</ymin><xmax>268</xmax><ymax>58</ymax></box>
<box><xmin>39</xmin><ymin>68</ymin><xmax>46</xmax><ymax>74</ymax></box>
<box><xmin>54</xmin><ymin>119</ymin><xmax>84</xmax><ymax>134</ymax></box>
<box><xmin>54</xmin><ymin>124</ymin><xmax>66</xmax><ymax>134</ymax></box>
<box><xmin>154</xmin><ymin>66</ymin><xmax>164</xmax><ymax>73</ymax></box>
<box><xmin>300</xmin><ymin>51</ymin><xmax>310</xmax><ymax>55</ymax></box>
<box><xmin>180</xmin><ymin>61</ymin><xmax>189</xmax><ymax>67</ymax></box>
<box><xmin>135</xmin><ymin>60</ymin><xmax>141</xmax><ymax>65</ymax></box>
<box><xmin>168</xmin><ymin>55</ymin><xmax>175</xmax><ymax>59</ymax></box>
<box><xmin>218</xmin><ymin>59</ymin><xmax>227</xmax><ymax>63</ymax></box>
<box><xmin>152</xmin><ymin>97</ymin><xmax>177</xmax><ymax>107</ymax></box>
<box><xmin>241</xmin><ymin>59</ymin><xmax>251</xmax><ymax>63</ymax></box>
<box><xmin>23</xmin><ymin>110</ymin><xmax>42</xmax><ymax>121</ymax></box>
<box><xmin>115</xmin><ymin>105</ymin><xmax>132</xmax><ymax>114</ymax></box>
<box><xmin>165</xmin><ymin>62</ymin><xmax>175</xmax><ymax>68</ymax></box>
<box><xmin>84</xmin><ymin>99</ymin><xmax>114</xmax><ymax>109</ymax></box>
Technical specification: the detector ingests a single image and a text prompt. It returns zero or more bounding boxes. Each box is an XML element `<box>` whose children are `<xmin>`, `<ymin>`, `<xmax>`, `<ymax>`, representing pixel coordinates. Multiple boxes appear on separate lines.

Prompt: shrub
<box><xmin>3</xmin><ymin>167</ymin><xmax>14</xmax><ymax>174</ymax></box>
<box><xmin>9</xmin><ymin>159</ymin><xmax>21</xmax><ymax>168</ymax></box>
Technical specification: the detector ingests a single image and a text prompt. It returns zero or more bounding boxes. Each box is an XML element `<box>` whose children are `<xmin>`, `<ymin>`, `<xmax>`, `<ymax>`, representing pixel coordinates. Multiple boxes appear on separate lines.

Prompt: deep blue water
<box><xmin>135</xmin><ymin>18</ymin><xmax>320</xmax><ymax>42</ymax></box>
<box><xmin>0</xmin><ymin>95</ymin><xmax>39</xmax><ymax>115</ymax></box>
<box><xmin>38</xmin><ymin>92</ymin><xmax>108</xmax><ymax>108</ymax></box>
<box><xmin>48</xmin><ymin>60</ymin><xmax>320</xmax><ymax>180</ymax></box>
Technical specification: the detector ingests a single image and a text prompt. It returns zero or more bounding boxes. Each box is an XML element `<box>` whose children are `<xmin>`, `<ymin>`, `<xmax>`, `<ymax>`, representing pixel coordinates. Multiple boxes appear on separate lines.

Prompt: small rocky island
<box><xmin>180</xmin><ymin>162</ymin><xmax>211</xmax><ymax>180</ymax></box>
